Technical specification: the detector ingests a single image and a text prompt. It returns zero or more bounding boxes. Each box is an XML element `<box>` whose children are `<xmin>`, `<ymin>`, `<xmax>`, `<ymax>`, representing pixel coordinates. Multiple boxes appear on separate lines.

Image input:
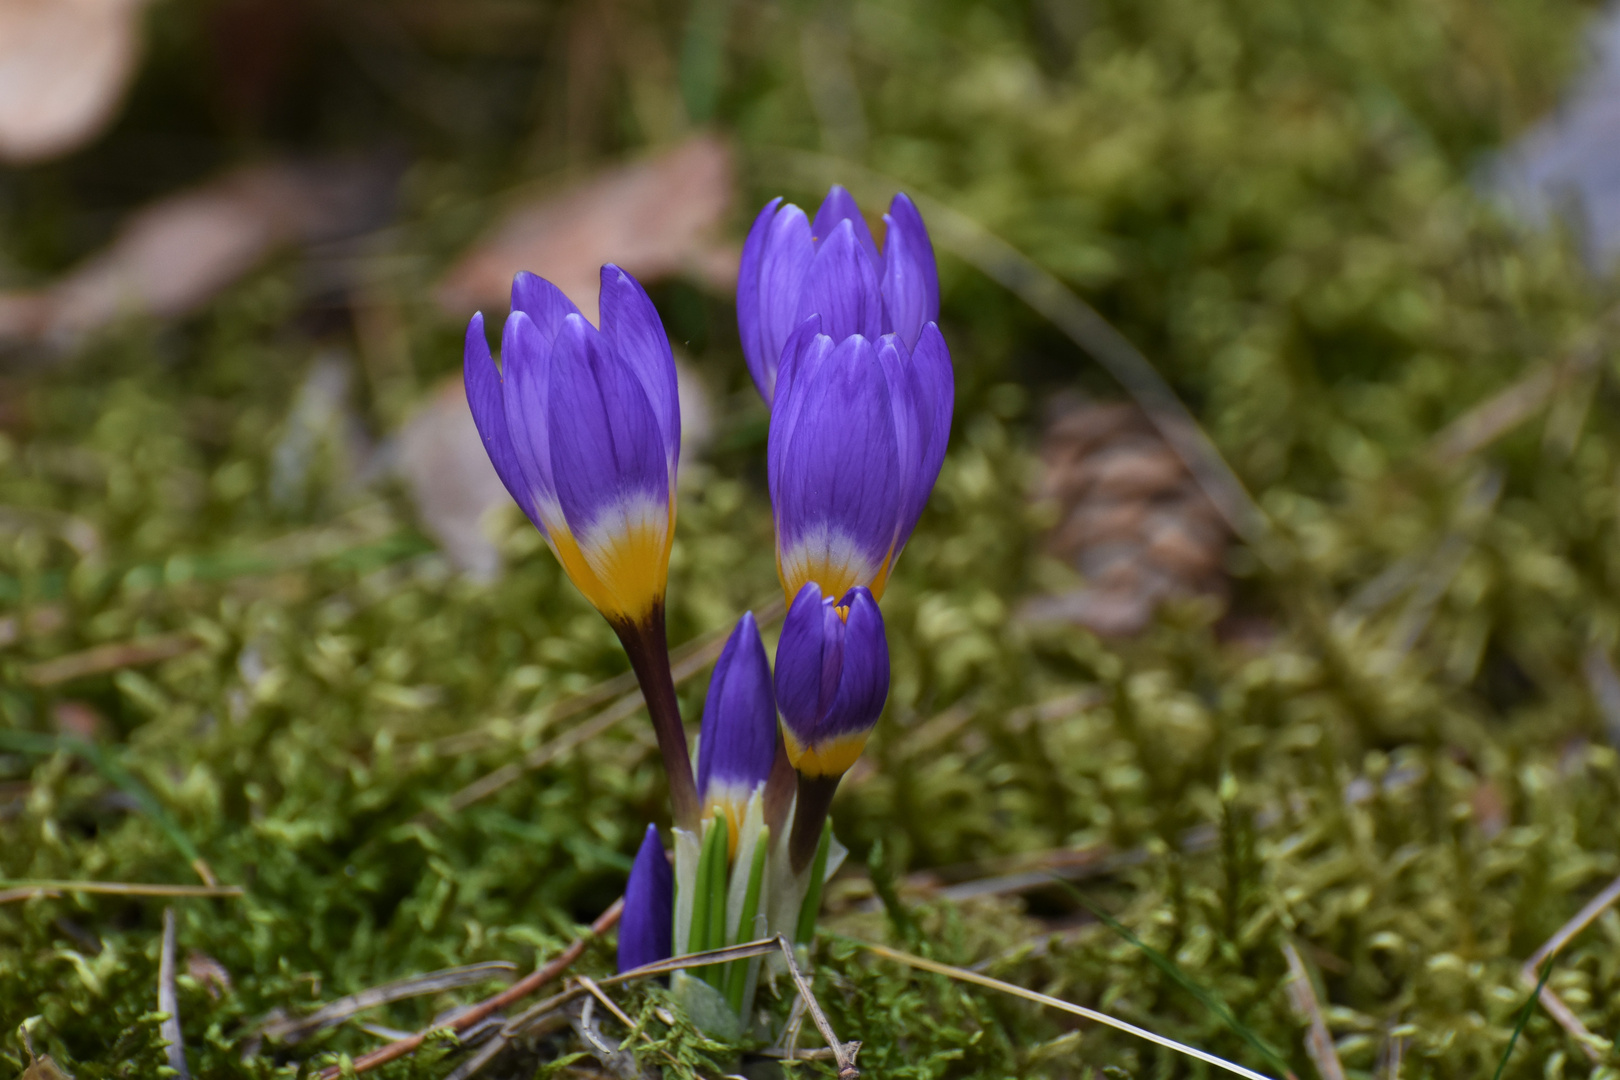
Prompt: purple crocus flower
<box><xmin>617</xmin><ymin>824</ymin><xmax>674</xmax><ymax>973</ymax></box>
<box><xmin>773</xmin><ymin>581</ymin><xmax>888</xmax><ymax>870</ymax></box>
<box><xmin>695</xmin><ymin>611</ymin><xmax>779</xmax><ymax>850</ymax></box>
<box><xmin>463</xmin><ymin>265</ymin><xmax>680</xmax><ymax>627</ymax></box>
<box><xmin>738</xmin><ymin>186</ymin><xmax>939</xmax><ymax>403</ymax></box>
<box><xmin>767</xmin><ymin>318</ymin><xmax>953</xmax><ymax>605</ymax></box>
<box><xmin>466</xmin><ymin>265</ymin><xmax>704</xmax><ymax>830</ymax></box>
<box><xmin>774</xmin><ymin>582</ymin><xmax>889</xmax><ymax>780</ymax></box>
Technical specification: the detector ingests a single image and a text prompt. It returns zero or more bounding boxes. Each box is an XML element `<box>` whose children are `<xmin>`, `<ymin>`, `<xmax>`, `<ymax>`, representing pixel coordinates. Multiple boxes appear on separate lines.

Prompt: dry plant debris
<box><xmin>0</xmin><ymin>0</ymin><xmax>147</xmax><ymax>164</ymax></box>
<box><xmin>1026</xmin><ymin>398</ymin><xmax>1230</xmax><ymax>636</ymax></box>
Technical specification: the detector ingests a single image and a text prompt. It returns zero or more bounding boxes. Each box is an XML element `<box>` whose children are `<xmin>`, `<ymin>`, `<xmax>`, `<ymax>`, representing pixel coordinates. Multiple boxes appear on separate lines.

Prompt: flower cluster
<box><xmin>464</xmin><ymin>185</ymin><xmax>952</xmax><ymax>1026</ymax></box>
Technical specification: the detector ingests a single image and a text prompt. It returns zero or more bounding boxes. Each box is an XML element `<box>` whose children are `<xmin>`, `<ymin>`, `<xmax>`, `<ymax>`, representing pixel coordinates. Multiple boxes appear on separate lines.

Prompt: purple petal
<box><xmin>775</xmin><ymin>582</ymin><xmax>832</xmax><ymax>742</ymax></box>
<box><xmin>823</xmin><ymin>587</ymin><xmax>889</xmax><ymax>739</ymax></box>
<box><xmin>545</xmin><ymin>314</ymin><xmax>669</xmax><ymax>536</ymax></box>
<box><xmin>598</xmin><ymin>264</ymin><xmax>680</xmax><ymax>474</ymax></box>
<box><xmin>499</xmin><ymin>311</ymin><xmax>559</xmax><ymax>527</ymax></box>
<box><xmin>464</xmin><ymin>313</ymin><xmax>541</xmax><ymax>532</ymax></box>
<box><xmin>895</xmin><ymin>323</ymin><xmax>954</xmax><ymax>551</ymax></box>
<box><xmin>879</xmin><ymin>193</ymin><xmax>940</xmax><ymax>350</ymax></box>
<box><xmin>811</xmin><ymin>185</ymin><xmax>882</xmax><ymax>271</ymax></box>
<box><xmin>617</xmin><ymin>824</ymin><xmax>673</xmax><ymax>973</ymax></box>
<box><xmin>697</xmin><ymin>611</ymin><xmax>778</xmax><ymax>797</ymax></box>
<box><xmin>768</xmin><ymin>334</ymin><xmax>904</xmax><ymax>574</ymax></box>
<box><xmin>771</xmin><ymin>314</ymin><xmax>824</xmax><ymax>414</ymax></box>
<box><xmin>737</xmin><ymin>198</ymin><xmax>782</xmax><ymax>401</ymax></box>
<box><xmin>510</xmin><ymin>271</ymin><xmax>582</xmax><ymax>349</ymax></box>
<box><xmin>751</xmin><ymin>205</ymin><xmax>815</xmax><ymax>402</ymax></box>
<box><xmin>795</xmin><ymin>220</ymin><xmax>884</xmax><ymax>345</ymax></box>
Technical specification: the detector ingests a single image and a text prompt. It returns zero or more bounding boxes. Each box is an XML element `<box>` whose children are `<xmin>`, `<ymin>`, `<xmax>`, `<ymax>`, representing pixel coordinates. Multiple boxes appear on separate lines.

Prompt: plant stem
<box><xmin>789</xmin><ymin>773</ymin><xmax>840</xmax><ymax>873</ymax></box>
<box><xmin>612</xmin><ymin>609</ymin><xmax>700</xmax><ymax>831</ymax></box>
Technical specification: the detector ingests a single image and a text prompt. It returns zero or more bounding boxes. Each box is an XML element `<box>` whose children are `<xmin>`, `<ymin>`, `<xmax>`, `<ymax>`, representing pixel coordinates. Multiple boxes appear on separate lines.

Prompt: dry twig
<box><xmin>1428</xmin><ymin>305</ymin><xmax>1620</xmax><ymax>469</ymax></box>
<box><xmin>258</xmin><ymin>961</ymin><xmax>517</xmax><ymax>1044</ymax></box>
<box><xmin>855</xmin><ymin>939</ymin><xmax>1277</xmax><ymax>1080</ymax></box>
<box><xmin>0</xmin><ymin>879</ymin><xmax>242</xmax><ymax>898</ymax></box>
<box><xmin>1519</xmin><ymin>873</ymin><xmax>1620</xmax><ymax>1063</ymax></box>
<box><xmin>315</xmin><ymin>898</ymin><xmax>623</xmax><ymax>1079</ymax></box>
<box><xmin>23</xmin><ymin>633</ymin><xmax>199</xmax><ymax>687</ymax></box>
<box><xmin>1281</xmin><ymin>943</ymin><xmax>1346</xmax><ymax>1080</ymax></box>
<box><xmin>158</xmin><ymin>908</ymin><xmax>192</xmax><ymax>1080</ymax></box>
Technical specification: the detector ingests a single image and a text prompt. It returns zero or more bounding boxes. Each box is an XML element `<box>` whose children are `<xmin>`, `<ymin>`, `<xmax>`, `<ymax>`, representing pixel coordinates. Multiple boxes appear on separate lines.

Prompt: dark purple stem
<box><xmin>613</xmin><ymin>609</ymin><xmax>700</xmax><ymax>832</ymax></box>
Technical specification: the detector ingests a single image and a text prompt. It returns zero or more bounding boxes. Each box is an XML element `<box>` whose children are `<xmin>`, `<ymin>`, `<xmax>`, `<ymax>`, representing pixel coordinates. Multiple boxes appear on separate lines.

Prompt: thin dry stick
<box><xmin>258</xmin><ymin>961</ymin><xmax>517</xmax><ymax>1043</ymax></box>
<box><xmin>158</xmin><ymin>908</ymin><xmax>192</xmax><ymax>1080</ymax></box>
<box><xmin>577</xmin><ymin>975</ymin><xmax>638</xmax><ymax>1031</ymax></box>
<box><xmin>0</xmin><ymin>887</ymin><xmax>61</xmax><ymax>904</ymax></box>
<box><xmin>0</xmin><ymin>880</ymin><xmax>243</xmax><ymax>898</ymax></box>
<box><xmin>763</xmin><ymin>148</ymin><xmax>1274</xmax><ymax>558</ymax></box>
<box><xmin>1428</xmin><ymin>304</ymin><xmax>1620</xmax><ymax>469</ymax></box>
<box><xmin>315</xmin><ymin>897</ymin><xmax>623</xmax><ymax>1079</ymax></box>
<box><xmin>442</xmin><ymin>1035</ymin><xmax>509</xmax><ymax>1080</ymax></box>
<box><xmin>1580</xmin><ymin>644</ymin><xmax>1620</xmax><ymax>751</ymax></box>
<box><xmin>1376</xmin><ymin>1022</ymin><xmax>1407</xmax><ymax>1080</ymax></box>
<box><xmin>1281</xmin><ymin>943</ymin><xmax>1346</xmax><ymax>1080</ymax></box>
<box><xmin>856</xmin><ymin>940</ymin><xmax>1278</xmax><ymax>1080</ymax></box>
<box><xmin>1519</xmin><ymin>873</ymin><xmax>1620</xmax><ymax>1063</ymax></box>
<box><xmin>24</xmin><ymin>633</ymin><xmax>200</xmax><ymax>687</ymax></box>
<box><xmin>498</xmin><ymin>938</ymin><xmax>858</xmax><ymax>1077</ymax></box>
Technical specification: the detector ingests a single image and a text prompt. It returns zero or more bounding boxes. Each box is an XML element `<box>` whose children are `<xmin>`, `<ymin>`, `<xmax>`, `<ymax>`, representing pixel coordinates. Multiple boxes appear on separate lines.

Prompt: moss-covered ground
<box><xmin>4</xmin><ymin>0</ymin><xmax>1620</xmax><ymax>1076</ymax></box>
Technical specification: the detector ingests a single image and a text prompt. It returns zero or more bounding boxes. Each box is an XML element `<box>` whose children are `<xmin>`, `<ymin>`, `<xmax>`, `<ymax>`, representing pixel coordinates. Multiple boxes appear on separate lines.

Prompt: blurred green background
<box><xmin>4</xmin><ymin>0</ymin><xmax>1620</xmax><ymax>1077</ymax></box>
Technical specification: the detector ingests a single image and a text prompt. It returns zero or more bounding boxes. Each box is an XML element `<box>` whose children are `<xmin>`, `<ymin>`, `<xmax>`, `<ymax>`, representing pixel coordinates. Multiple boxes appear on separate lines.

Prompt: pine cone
<box><xmin>1025</xmin><ymin>397</ymin><xmax>1229</xmax><ymax>636</ymax></box>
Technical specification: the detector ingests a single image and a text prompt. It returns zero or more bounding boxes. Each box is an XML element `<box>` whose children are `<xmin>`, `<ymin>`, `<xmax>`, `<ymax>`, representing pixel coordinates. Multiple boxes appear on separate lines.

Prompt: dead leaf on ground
<box><xmin>0</xmin><ymin>157</ymin><xmax>396</xmax><ymax>350</ymax></box>
<box><xmin>435</xmin><ymin>135</ymin><xmax>739</xmax><ymax>323</ymax></box>
<box><xmin>1021</xmin><ymin>396</ymin><xmax>1230</xmax><ymax>637</ymax></box>
<box><xmin>0</xmin><ymin>0</ymin><xmax>148</xmax><ymax>164</ymax></box>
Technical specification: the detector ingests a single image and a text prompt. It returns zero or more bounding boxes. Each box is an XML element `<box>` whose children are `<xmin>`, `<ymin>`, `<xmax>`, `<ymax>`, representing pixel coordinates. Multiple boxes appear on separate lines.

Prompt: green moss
<box><xmin>5</xmin><ymin>0</ymin><xmax>1620</xmax><ymax>1076</ymax></box>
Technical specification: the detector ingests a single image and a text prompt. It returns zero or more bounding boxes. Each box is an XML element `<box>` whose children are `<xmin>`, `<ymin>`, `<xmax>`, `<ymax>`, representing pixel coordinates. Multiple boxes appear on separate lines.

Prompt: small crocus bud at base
<box><xmin>618</xmin><ymin>824</ymin><xmax>674</xmax><ymax>974</ymax></box>
<box><xmin>695</xmin><ymin>612</ymin><xmax>778</xmax><ymax>854</ymax></box>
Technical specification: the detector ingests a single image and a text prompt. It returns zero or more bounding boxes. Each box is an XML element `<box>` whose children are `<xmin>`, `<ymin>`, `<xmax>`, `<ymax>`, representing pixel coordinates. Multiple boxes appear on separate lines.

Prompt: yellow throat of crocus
<box><xmin>546</xmin><ymin>494</ymin><xmax>674</xmax><ymax>624</ymax></box>
<box><xmin>781</xmin><ymin>725</ymin><xmax>870</xmax><ymax>779</ymax></box>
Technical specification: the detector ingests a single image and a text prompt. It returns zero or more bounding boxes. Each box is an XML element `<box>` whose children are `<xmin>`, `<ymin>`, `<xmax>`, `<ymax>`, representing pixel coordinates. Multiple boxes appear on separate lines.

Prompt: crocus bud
<box><xmin>617</xmin><ymin>824</ymin><xmax>674</xmax><ymax>973</ymax></box>
<box><xmin>738</xmin><ymin>186</ymin><xmax>940</xmax><ymax>403</ymax></box>
<box><xmin>464</xmin><ymin>265</ymin><xmax>680</xmax><ymax>628</ymax></box>
<box><xmin>695</xmin><ymin>611</ymin><xmax>779</xmax><ymax>850</ymax></box>
<box><xmin>767</xmin><ymin>322</ymin><xmax>953</xmax><ymax>605</ymax></box>
<box><xmin>774</xmin><ymin>583</ymin><xmax>889</xmax><ymax>779</ymax></box>
<box><xmin>774</xmin><ymin>581</ymin><xmax>888</xmax><ymax>871</ymax></box>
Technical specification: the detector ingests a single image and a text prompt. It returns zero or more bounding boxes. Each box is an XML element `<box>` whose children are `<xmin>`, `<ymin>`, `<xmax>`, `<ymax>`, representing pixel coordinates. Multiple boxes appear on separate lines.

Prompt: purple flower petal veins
<box><xmin>737</xmin><ymin>186</ymin><xmax>941</xmax><ymax>405</ymax></box>
<box><xmin>617</xmin><ymin>824</ymin><xmax>674</xmax><ymax>973</ymax></box>
<box><xmin>774</xmin><ymin>583</ymin><xmax>889</xmax><ymax>779</ymax></box>
<box><xmin>767</xmin><ymin>321</ymin><xmax>954</xmax><ymax>605</ymax></box>
<box><xmin>695</xmin><ymin>611</ymin><xmax>778</xmax><ymax>844</ymax></box>
<box><xmin>463</xmin><ymin>265</ymin><xmax>680</xmax><ymax>624</ymax></box>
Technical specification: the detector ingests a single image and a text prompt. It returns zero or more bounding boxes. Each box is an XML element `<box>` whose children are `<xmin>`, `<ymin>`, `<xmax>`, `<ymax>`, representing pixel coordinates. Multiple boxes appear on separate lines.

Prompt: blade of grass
<box><xmin>1056</xmin><ymin>879</ymin><xmax>1294</xmax><ymax>1078</ymax></box>
<box><xmin>1492</xmin><ymin>955</ymin><xmax>1557</xmax><ymax>1080</ymax></box>
<box><xmin>846</xmin><ymin>937</ymin><xmax>1280</xmax><ymax>1080</ymax></box>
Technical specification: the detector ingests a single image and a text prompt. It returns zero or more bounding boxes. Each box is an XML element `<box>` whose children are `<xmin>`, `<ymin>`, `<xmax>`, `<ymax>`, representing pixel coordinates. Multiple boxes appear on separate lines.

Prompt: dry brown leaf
<box><xmin>0</xmin><ymin>0</ymin><xmax>147</xmax><ymax>163</ymax></box>
<box><xmin>1024</xmin><ymin>396</ymin><xmax>1230</xmax><ymax>636</ymax></box>
<box><xmin>435</xmin><ymin>135</ymin><xmax>739</xmax><ymax>322</ymax></box>
<box><xmin>394</xmin><ymin>377</ymin><xmax>511</xmax><ymax>583</ymax></box>
<box><xmin>0</xmin><ymin>158</ymin><xmax>393</xmax><ymax>349</ymax></box>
